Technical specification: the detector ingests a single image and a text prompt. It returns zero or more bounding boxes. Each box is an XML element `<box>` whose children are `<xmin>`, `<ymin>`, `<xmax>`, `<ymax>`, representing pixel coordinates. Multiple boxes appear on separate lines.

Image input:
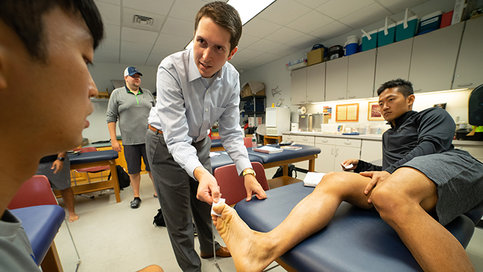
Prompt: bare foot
<box><xmin>68</xmin><ymin>213</ymin><xmax>79</xmax><ymax>222</ymax></box>
<box><xmin>212</xmin><ymin>203</ymin><xmax>275</xmax><ymax>272</ymax></box>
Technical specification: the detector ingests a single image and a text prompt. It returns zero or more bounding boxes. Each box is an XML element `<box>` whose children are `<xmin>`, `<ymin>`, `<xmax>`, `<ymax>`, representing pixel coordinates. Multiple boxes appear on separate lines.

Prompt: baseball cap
<box><xmin>124</xmin><ymin>66</ymin><xmax>143</xmax><ymax>77</ymax></box>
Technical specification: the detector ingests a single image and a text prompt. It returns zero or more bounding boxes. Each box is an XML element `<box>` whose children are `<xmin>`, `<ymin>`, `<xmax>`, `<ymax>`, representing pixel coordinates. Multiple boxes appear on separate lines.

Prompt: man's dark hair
<box><xmin>195</xmin><ymin>1</ymin><xmax>242</xmax><ymax>52</ymax></box>
<box><xmin>377</xmin><ymin>78</ymin><xmax>414</xmax><ymax>97</ymax></box>
<box><xmin>0</xmin><ymin>0</ymin><xmax>104</xmax><ymax>62</ymax></box>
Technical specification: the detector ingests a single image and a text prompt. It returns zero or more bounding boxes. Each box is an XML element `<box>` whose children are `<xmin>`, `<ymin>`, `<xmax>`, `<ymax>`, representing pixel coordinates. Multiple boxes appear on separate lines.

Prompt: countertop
<box><xmin>283</xmin><ymin>131</ymin><xmax>483</xmax><ymax>146</ymax></box>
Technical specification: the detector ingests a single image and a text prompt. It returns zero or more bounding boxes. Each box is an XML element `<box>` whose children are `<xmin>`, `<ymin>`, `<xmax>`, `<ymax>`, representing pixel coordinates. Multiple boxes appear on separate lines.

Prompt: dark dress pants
<box><xmin>146</xmin><ymin>129</ymin><xmax>218</xmax><ymax>272</ymax></box>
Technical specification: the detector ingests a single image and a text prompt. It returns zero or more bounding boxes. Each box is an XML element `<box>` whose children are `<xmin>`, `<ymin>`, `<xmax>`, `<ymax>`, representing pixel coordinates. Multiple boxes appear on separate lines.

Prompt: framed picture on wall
<box><xmin>368</xmin><ymin>101</ymin><xmax>384</xmax><ymax>121</ymax></box>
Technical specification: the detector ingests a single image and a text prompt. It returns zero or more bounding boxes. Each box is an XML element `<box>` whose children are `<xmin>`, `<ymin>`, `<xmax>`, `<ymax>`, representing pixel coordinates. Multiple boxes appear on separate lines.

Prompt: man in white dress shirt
<box><xmin>145</xmin><ymin>2</ymin><xmax>267</xmax><ymax>271</ymax></box>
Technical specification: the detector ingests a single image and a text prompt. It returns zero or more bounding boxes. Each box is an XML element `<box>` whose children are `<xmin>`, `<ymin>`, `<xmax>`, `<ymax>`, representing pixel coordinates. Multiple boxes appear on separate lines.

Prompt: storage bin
<box><xmin>328</xmin><ymin>45</ymin><xmax>344</xmax><ymax>60</ymax></box>
<box><xmin>307</xmin><ymin>47</ymin><xmax>324</xmax><ymax>66</ymax></box>
<box><xmin>418</xmin><ymin>11</ymin><xmax>442</xmax><ymax>35</ymax></box>
<box><xmin>396</xmin><ymin>15</ymin><xmax>418</xmax><ymax>41</ymax></box>
<box><xmin>361</xmin><ymin>29</ymin><xmax>377</xmax><ymax>51</ymax></box>
<box><xmin>344</xmin><ymin>35</ymin><xmax>359</xmax><ymax>56</ymax></box>
<box><xmin>377</xmin><ymin>23</ymin><xmax>396</xmax><ymax>47</ymax></box>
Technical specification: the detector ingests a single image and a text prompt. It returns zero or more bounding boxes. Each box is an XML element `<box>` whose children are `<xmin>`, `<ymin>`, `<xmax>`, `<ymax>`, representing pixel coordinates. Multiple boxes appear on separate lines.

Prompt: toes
<box><xmin>213</xmin><ymin>202</ymin><xmax>226</xmax><ymax>215</ymax></box>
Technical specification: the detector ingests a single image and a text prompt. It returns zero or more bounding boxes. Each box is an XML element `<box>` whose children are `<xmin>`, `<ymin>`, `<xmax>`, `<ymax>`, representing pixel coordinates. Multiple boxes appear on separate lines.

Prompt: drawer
<box><xmin>334</xmin><ymin>138</ymin><xmax>361</xmax><ymax>147</ymax></box>
<box><xmin>292</xmin><ymin>135</ymin><xmax>315</xmax><ymax>145</ymax></box>
<box><xmin>315</xmin><ymin>136</ymin><xmax>339</xmax><ymax>145</ymax></box>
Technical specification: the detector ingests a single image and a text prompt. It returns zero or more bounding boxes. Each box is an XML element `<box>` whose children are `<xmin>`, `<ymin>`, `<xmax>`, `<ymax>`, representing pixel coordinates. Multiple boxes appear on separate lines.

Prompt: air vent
<box><xmin>133</xmin><ymin>15</ymin><xmax>154</xmax><ymax>26</ymax></box>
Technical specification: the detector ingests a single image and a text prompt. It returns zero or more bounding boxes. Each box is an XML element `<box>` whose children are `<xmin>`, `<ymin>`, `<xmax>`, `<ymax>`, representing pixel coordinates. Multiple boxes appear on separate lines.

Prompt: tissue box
<box><xmin>396</xmin><ymin>16</ymin><xmax>418</xmax><ymax>42</ymax></box>
<box><xmin>361</xmin><ymin>29</ymin><xmax>378</xmax><ymax>51</ymax></box>
<box><xmin>377</xmin><ymin>23</ymin><xmax>396</xmax><ymax>47</ymax></box>
<box><xmin>307</xmin><ymin>48</ymin><xmax>324</xmax><ymax>66</ymax></box>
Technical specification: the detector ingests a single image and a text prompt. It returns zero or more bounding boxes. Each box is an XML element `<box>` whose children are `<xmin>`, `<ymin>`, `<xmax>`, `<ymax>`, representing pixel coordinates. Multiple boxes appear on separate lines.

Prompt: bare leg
<box><xmin>60</xmin><ymin>187</ymin><xmax>78</xmax><ymax>222</ymax></box>
<box><xmin>147</xmin><ymin>171</ymin><xmax>157</xmax><ymax>197</ymax></box>
<box><xmin>137</xmin><ymin>264</ymin><xmax>164</xmax><ymax>272</ymax></box>
<box><xmin>371</xmin><ymin>168</ymin><xmax>474</xmax><ymax>272</ymax></box>
<box><xmin>213</xmin><ymin>172</ymin><xmax>372</xmax><ymax>272</ymax></box>
<box><xmin>129</xmin><ymin>173</ymin><xmax>141</xmax><ymax>198</ymax></box>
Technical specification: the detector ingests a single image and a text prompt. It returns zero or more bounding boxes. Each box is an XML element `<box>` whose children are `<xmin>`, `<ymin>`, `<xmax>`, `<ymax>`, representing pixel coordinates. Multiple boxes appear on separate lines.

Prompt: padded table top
<box><xmin>210</xmin><ymin>150</ymin><xmax>263</xmax><ymax>171</ymax></box>
<box><xmin>248</xmin><ymin>144</ymin><xmax>320</xmax><ymax>164</ymax></box>
<box><xmin>68</xmin><ymin>150</ymin><xmax>118</xmax><ymax>165</ymax></box>
<box><xmin>234</xmin><ymin>182</ymin><xmax>476</xmax><ymax>272</ymax></box>
<box><xmin>10</xmin><ymin>205</ymin><xmax>65</xmax><ymax>264</ymax></box>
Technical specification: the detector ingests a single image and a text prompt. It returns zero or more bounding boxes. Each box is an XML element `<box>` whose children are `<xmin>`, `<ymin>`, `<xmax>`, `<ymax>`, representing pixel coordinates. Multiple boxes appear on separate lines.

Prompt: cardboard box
<box><xmin>307</xmin><ymin>48</ymin><xmax>324</xmax><ymax>66</ymax></box>
<box><xmin>241</xmin><ymin>82</ymin><xmax>265</xmax><ymax>98</ymax></box>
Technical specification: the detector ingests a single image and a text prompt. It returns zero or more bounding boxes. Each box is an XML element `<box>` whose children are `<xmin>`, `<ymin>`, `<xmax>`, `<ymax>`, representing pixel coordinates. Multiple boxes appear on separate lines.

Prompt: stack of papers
<box><xmin>303</xmin><ymin>172</ymin><xmax>326</xmax><ymax>187</ymax></box>
<box><xmin>280</xmin><ymin>145</ymin><xmax>302</xmax><ymax>151</ymax></box>
<box><xmin>253</xmin><ymin>146</ymin><xmax>283</xmax><ymax>154</ymax></box>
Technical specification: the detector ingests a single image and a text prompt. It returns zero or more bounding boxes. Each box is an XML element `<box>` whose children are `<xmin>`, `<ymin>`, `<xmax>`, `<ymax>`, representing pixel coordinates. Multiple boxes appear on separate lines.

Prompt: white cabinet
<box><xmin>315</xmin><ymin>137</ymin><xmax>361</xmax><ymax>173</ymax></box>
<box><xmin>290</xmin><ymin>68</ymin><xmax>307</xmax><ymax>104</ymax></box>
<box><xmin>347</xmin><ymin>49</ymin><xmax>376</xmax><ymax>99</ymax></box>
<box><xmin>285</xmin><ymin>135</ymin><xmax>315</xmax><ymax>170</ymax></box>
<box><xmin>453</xmin><ymin>16</ymin><xmax>483</xmax><ymax>89</ymax></box>
<box><xmin>375</xmin><ymin>38</ymin><xmax>413</xmax><ymax>91</ymax></box>
<box><xmin>325</xmin><ymin>57</ymin><xmax>348</xmax><ymax>101</ymax></box>
<box><xmin>409</xmin><ymin>22</ymin><xmax>464</xmax><ymax>92</ymax></box>
<box><xmin>306</xmin><ymin>63</ymin><xmax>326</xmax><ymax>103</ymax></box>
<box><xmin>360</xmin><ymin>140</ymin><xmax>383</xmax><ymax>163</ymax></box>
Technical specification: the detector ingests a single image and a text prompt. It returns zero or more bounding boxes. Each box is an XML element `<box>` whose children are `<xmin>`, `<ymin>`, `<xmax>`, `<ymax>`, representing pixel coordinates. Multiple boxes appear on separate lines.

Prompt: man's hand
<box><xmin>341</xmin><ymin>159</ymin><xmax>359</xmax><ymax>171</ymax></box>
<box><xmin>111</xmin><ymin>139</ymin><xmax>122</xmax><ymax>152</ymax></box>
<box><xmin>194</xmin><ymin>166</ymin><xmax>220</xmax><ymax>204</ymax></box>
<box><xmin>359</xmin><ymin>171</ymin><xmax>391</xmax><ymax>203</ymax></box>
<box><xmin>50</xmin><ymin>160</ymin><xmax>64</xmax><ymax>174</ymax></box>
<box><xmin>243</xmin><ymin>174</ymin><xmax>267</xmax><ymax>201</ymax></box>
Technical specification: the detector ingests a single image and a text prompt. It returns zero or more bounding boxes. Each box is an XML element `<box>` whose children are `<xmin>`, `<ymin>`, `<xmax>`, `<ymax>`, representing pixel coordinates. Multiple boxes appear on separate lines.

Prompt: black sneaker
<box><xmin>130</xmin><ymin>197</ymin><xmax>141</xmax><ymax>209</ymax></box>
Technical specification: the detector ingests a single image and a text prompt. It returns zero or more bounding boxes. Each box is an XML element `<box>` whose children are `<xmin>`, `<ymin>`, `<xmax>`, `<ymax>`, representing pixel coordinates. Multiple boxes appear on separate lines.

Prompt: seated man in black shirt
<box><xmin>212</xmin><ymin>79</ymin><xmax>483</xmax><ymax>272</ymax></box>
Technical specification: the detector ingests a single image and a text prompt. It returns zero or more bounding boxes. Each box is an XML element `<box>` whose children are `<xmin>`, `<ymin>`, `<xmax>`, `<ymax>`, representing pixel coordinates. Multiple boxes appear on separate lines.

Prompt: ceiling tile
<box><xmin>122</xmin><ymin>0</ymin><xmax>174</xmax><ymax>16</ymax></box>
<box><xmin>338</xmin><ymin>3</ymin><xmax>391</xmax><ymax>28</ymax></box>
<box><xmin>294</xmin><ymin>0</ymin><xmax>331</xmax><ymax>9</ymax></box>
<box><xmin>95</xmin><ymin>0</ymin><xmax>120</xmax><ymax>6</ymax></box>
<box><xmin>96</xmin><ymin>1</ymin><xmax>121</xmax><ymax>25</ymax></box>
<box><xmin>310</xmin><ymin>20</ymin><xmax>351</xmax><ymax>40</ymax></box>
<box><xmin>160</xmin><ymin>17</ymin><xmax>193</xmax><ymax>38</ymax></box>
<box><xmin>122</xmin><ymin>8</ymin><xmax>166</xmax><ymax>32</ymax></box>
<box><xmin>242</xmin><ymin>17</ymin><xmax>282</xmax><ymax>39</ymax></box>
<box><xmin>265</xmin><ymin>27</ymin><xmax>315</xmax><ymax>46</ymax></box>
<box><xmin>257</xmin><ymin>0</ymin><xmax>311</xmax><ymax>26</ymax></box>
<box><xmin>317</xmin><ymin>0</ymin><xmax>374</xmax><ymax>19</ymax></box>
<box><xmin>121</xmin><ymin>27</ymin><xmax>158</xmax><ymax>44</ymax></box>
<box><xmin>237</xmin><ymin>34</ymin><xmax>259</xmax><ymax>50</ymax></box>
<box><xmin>288</xmin><ymin>10</ymin><xmax>334</xmax><ymax>34</ymax></box>
<box><xmin>169</xmin><ymin>0</ymin><xmax>206</xmax><ymax>21</ymax></box>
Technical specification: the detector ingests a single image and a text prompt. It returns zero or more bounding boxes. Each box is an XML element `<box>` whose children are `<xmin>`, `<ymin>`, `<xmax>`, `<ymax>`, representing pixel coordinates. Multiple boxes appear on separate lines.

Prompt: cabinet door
<box><xmin>347</xmin><ymin>49</ymin><xmax>376</xmax><ymax>99</ymax></box>
<box><xmin>325</xmin><ymin>57</ymin><xmax>348</xmax><ymax>101</ymax></box>
<box><xmin>360</xmin><ymin>140</ymin><xmax>382</xmax><ymax>163</ymax></box>
<box><xmin>375</xmin><ymin>38</ymin><xmax>413</xmax><ymax>91</ymax></box>
<box><xmin>334</xmin><ymin>146</ymin><xmax>360</xmax><ymax>170</ymax></box>
<box><xmin>306</xmin><ymin>63</ymin><xmax>326</xmax><ymax>103</ymax></box>
<box><xmin>409</xmin><ymin>22</ymin><xmax>464</xmax><ymax>92</ymax></box>
<box><xmin>315</xmin><ymin>143</ymin><xmax>336</xmax><ymax>173</ymax></box>
<box><xmin>453</xmin><ymin>16</ymin><xmax>483</xmax><ymax>89</ymax></box>
<box><xmin>290</xmin><ymin>68</ymin><xmax>307</xmax><ymax>104</ymax></box>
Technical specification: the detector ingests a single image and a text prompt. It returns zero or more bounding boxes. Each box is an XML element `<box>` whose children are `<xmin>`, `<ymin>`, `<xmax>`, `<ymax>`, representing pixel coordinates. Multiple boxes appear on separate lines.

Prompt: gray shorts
<box><xmin>36</xmin><ymin>156</ymin><xmax>71</xmax><ymax>191</ymax></box>
<box><xmin>123</xmin><ymin>144</ymin><xmax>150</xmax><ymax>174</ymax></box>
<box><xmin>402</xmin><ymin>149</ymin><xmax>483</xmax><ymax>225</ymax></box>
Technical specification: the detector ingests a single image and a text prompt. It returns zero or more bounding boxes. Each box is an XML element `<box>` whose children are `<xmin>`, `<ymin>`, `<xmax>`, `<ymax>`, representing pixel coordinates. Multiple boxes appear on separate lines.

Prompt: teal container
<box><xmin>361</xmin><ymin>30</ymin><xmax>377</xmax><ymax>51</ymax></box>
<box><xmin>377</xmin><ymin>23</ymin><xmax>396</xmax><ymax>47</ymax></box>
<box><xmin>396</xmin><ymin>16</ymin><xmax>418</xmax><ymax>42</ymax></box>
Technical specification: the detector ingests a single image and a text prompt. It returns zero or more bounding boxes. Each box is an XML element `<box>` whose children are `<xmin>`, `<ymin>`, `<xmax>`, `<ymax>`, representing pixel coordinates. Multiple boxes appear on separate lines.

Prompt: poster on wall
<box><xmin>368</xmin><ymin>101</ymin><xmax>384</xmax><ymax>121</ymax></box>
<box><xmin>336</xmin><ymin>103</ymin><xmax>359</xmax><ymax>122</ymax></box>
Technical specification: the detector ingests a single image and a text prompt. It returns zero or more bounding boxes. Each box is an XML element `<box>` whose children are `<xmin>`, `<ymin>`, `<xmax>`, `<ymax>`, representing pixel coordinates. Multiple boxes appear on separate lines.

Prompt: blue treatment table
<box><xmin>235</xmin><ymin>182</ymin><xmax>480</xmax><ymax>272</ymax></box>
<box><xmin>66</xmin><ymin>150</ymin><xmax>121</xmax><ymax>202</ymax></box>
<box><xmin>210</xmin><ymin>150</ymin><xmax>263</xmax><ymax>171</ymax></box>
<box><xmin>11</xmin><ymin>205</ymin><xmax>65</xmax><ymax>270</ymax></box>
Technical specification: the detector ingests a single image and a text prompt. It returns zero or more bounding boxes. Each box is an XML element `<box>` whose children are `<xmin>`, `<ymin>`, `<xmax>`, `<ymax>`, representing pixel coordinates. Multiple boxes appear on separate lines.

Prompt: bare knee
<box><xmin>371</xmin><ymin>184</ymin><xmax>422</xmax><ymax>226</ymax></box>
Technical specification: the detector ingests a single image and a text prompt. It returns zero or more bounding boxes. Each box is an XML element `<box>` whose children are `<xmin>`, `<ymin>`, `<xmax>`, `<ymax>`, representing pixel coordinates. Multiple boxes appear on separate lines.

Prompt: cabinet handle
<box><xmin>414</xmin><ymin>89</ymin><xmax>422</xmax><ymax>92</ymax></box>
<box><xmin>338</xmin><ymin>97</ymin><xmax>345</xmax><ymax>100</ymax></box>
<box><xmin>348</xmin><ymin>96</ymin><xmax>356</xmax><ymax>98</ymax></box>
<box><xmin>457</xmin><ymin>83</ymin><xmax>473</xmax><ymax>87</ymax></box>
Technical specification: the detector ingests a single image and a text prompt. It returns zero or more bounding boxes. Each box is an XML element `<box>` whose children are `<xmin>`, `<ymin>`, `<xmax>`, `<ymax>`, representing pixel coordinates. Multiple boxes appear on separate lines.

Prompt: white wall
<box><xmin>84</xmin><ymin>62</ymin><xmax>158</xmax><ymax>142</ymax></box>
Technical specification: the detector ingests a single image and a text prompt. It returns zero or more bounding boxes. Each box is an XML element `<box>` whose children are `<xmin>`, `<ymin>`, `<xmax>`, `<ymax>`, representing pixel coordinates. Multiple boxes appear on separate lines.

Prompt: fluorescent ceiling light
<box><xmin>185</xmin><ymin>0</ymin><xmax>275</xmax><ymax>49</ymax></box>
